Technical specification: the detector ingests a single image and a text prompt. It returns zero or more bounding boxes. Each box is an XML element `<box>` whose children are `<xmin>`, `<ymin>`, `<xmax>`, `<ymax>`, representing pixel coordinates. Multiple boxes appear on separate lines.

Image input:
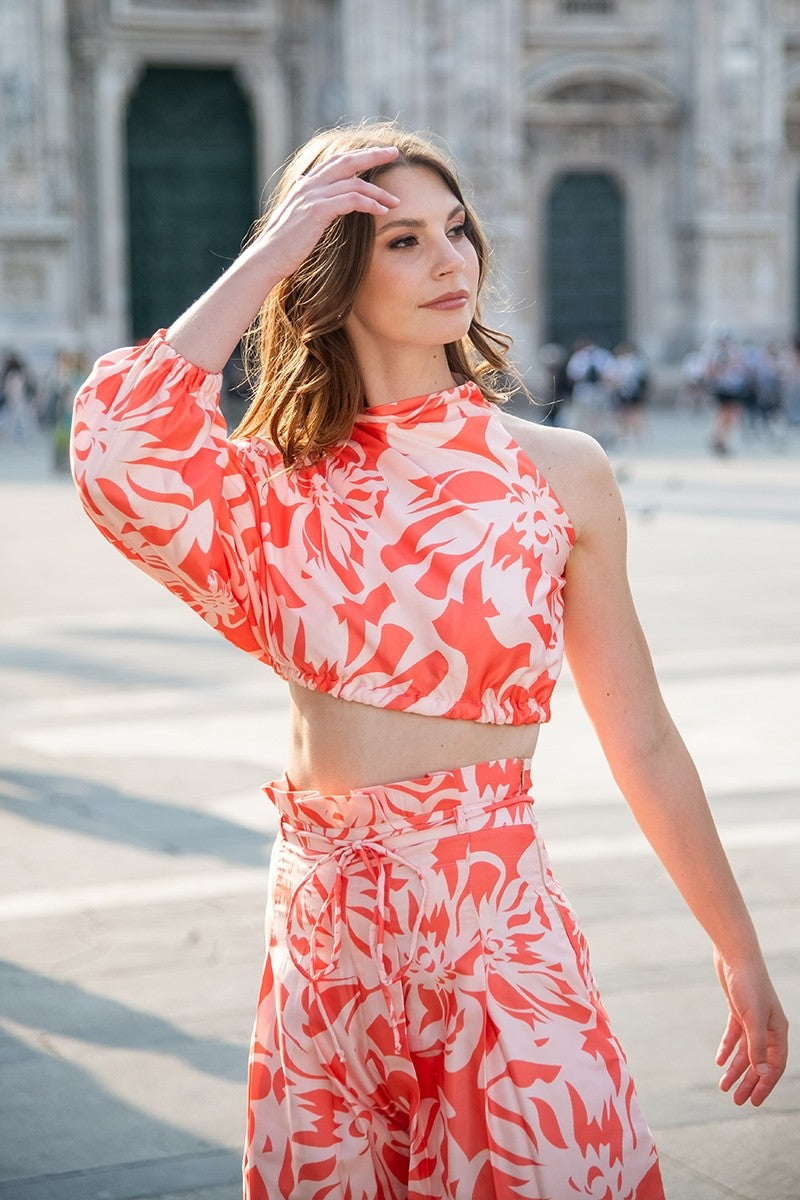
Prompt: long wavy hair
<box><xmin>234</xmin><ymin>121</ymin><xmax>516</xmax><ymax>467</ymax></box>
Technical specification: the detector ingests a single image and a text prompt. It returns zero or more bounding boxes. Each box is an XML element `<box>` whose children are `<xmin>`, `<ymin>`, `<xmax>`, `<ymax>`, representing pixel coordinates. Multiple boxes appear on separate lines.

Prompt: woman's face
<box><xmin>345</xmin><ymin>164</ymin><xmax>480</xmax><ymax>361</ymax></box>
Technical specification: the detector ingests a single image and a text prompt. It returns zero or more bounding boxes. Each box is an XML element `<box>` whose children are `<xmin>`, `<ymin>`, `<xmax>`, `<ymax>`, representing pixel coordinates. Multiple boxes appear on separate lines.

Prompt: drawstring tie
<box><xmin>286</xmin><ymin>836</ymin><xmax>428</xmax><ymax>1061</ymax></box>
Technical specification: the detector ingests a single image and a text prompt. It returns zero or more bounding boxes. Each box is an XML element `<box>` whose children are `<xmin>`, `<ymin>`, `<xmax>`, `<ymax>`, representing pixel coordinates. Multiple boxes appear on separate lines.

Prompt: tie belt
<box><xmin>285</xmin><ymin>835</ymin><xmax>430</xmax><ymax>1061</ymax></box>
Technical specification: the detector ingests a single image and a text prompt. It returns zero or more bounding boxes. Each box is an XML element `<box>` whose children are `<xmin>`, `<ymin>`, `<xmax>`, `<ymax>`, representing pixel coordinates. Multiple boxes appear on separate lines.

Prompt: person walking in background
<box><xmin>703</xmin><ymin>332</ymin><xmax>748</xmax><ymax>455</ymax></box>
<box><xmin>535</xmin><ymin>341</ymin><xmax>572</xmax><ymax>425</ymax></box>
<box><xmin>41</xmin><ymin>350</ymin><xmax>87</xmax><ymax>429</ymax></box>
<box><xmin>70</xmin><ymin>122</ymin><xmax>787</xmax><ymax>1200</ymax></box>
<box><xmin>782</xmin><ymin>336</ymin><xmax>800</xmax><ymax>428</ymax></box>
<box><xmin>609</xmin><ymin>341</ymin><xmax>649</xmax><ymax>446</ymax></box>
<box><xmin>748</xmin><ymin>341</ymin><xmax>783</xmax><ymax>436</ymax></box>
<box><xmin>676</xmin><ymin>346</ymin><xmax>709</xmax><ymax>413</ymax></box>
<box><xmin>565</xmin><ymin>337</ymin><xmax>615</xmax><ymax>443</ymax></box>
<box><xmin>0</xmin><ymin>353</ymin><xmax>38</xmax><ymax>442</ymax></box>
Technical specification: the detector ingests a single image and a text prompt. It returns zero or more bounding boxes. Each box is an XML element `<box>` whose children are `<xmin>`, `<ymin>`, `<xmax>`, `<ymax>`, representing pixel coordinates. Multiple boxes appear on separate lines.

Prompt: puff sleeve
<box><xmin>70</xmin><ymin>329</ymin><xmax>279</xmax><ymax>665</ymax></box>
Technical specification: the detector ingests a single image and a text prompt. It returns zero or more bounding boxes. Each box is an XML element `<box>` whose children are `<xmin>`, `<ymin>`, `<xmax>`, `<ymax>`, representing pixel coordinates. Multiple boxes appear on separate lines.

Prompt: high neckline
<box><xmin>356</xmin><ymin>379</ymin><xmax>485</xmax><ymax>422</ymax></box>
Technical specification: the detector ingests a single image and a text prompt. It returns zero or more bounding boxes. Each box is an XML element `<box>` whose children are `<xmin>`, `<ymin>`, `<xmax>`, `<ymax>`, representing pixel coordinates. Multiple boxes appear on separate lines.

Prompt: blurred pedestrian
<box><xmin>703</xmin><ymin>334</ymin><xmax>747</xmax><ymax>455</ymax></box>
<box><xmin>536</xmin><ymin>341</ymin><xmax>572</xmax><ymax>425</ymax></box>
<box><xmin>677</xmin><ymin>348</ymin><xmax>709</xmax><ymax>412</ymax></box>
<box><xmin>41</xmin><ymin>350</ymin><xmax>83</xmax><ymax>429</ymax></box>
<box><xmin>750</xmin><ymin>342</ymin><xmax>783</xmax><ymax>434</ymax></box>
<box><xmin>781</xmin><ymin>336</ymin><xmax>800</xmax><ymax>428</ymax></box>
<box><xmin>0</xmin><ymin>353</ymin><xmax>38</xmax><ymax>442</ymax></box>
<box><xmin>565</xmin><ymin>337</ymin><xmax>615</xmax><ymax>442</ymax></box>
<box><xmin>610</xmin><ymin>341</ymin><xmax>649</xmax><ymax>444</ymax></box>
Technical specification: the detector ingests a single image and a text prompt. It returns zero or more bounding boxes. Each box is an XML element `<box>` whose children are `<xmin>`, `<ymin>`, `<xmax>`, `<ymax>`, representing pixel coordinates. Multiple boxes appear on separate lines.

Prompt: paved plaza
<box><xmin>0</xmin><ymin>407</ymin><xmax>798</xmax><ymax>1200</ymax></box>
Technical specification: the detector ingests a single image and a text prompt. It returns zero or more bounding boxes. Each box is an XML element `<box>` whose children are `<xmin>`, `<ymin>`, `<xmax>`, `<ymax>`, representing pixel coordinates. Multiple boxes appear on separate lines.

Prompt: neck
<box><xmin>352</xmin><ymin>343</ymin><xmax>456</xmax><ymax>409</ymax></box>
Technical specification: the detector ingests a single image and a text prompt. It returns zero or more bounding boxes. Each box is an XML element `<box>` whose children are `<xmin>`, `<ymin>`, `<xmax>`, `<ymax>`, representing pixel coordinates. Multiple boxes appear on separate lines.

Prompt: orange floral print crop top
<box><xmin>71</xmin><ymin>331</ymin><xmax>574</xmax><ymax>724</ymax></box>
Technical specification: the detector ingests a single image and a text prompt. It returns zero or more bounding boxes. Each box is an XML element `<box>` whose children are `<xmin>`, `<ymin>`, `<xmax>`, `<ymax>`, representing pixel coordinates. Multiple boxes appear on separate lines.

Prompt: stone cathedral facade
<box><xmin>4</xmin><ymin>0</ymin><xmax>800</xmax><ymax>378</ymax></box>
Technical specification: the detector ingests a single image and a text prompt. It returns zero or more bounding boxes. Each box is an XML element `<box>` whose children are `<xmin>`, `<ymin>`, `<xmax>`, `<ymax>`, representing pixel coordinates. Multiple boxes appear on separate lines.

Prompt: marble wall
<box><xmin>2</xmin><ymin>0</ymin><xmax>799</xmax><ymax>370</ymax></box>
<box><xmin>0</xmin><ymin>0</ymin><xmax>75</xmax><ymax>361</ymax></box>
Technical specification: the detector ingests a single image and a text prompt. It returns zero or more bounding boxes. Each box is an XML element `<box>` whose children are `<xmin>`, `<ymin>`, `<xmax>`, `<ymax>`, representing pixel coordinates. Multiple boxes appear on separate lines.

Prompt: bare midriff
<box><xmin>287</xmin><ymin>681</ymin><xmax>540</xmax><ymax>793</ymax></box>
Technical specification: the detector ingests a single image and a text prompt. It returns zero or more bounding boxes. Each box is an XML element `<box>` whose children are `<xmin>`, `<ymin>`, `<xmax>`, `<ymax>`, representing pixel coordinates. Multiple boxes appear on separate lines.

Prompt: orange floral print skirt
<box><xmin>244</xmin><ymin>758</ymin><xmax>665</xmax><ymax>1200</ymax></box>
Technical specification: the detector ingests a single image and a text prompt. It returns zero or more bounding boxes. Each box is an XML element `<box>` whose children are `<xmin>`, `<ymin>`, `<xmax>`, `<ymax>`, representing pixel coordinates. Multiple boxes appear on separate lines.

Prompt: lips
<box><xmin>421</xmin><ymin>290</ymin><xmax>470</xmax><ymax>310</ymax></box>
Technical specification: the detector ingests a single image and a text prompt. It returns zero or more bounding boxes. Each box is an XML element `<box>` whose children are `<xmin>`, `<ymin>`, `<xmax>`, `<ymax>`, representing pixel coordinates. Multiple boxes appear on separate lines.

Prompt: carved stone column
<box><xmin>691</xmin><ymin>0</ymin><xmax>786</xmax><ymax>338</ymax></box>
<box><xmin>339</xmin><ymin>0</ymin><xmax>529</xmax><ymax>363</ymax></box>
<box><xmin>91</xmin><ymin>53</ymin><xmax>146</xmax><ymax>346</ymax></box>
<box><xmin>233</xmin><ymin>53</ymin><xmax>292</xmax><ymax>203</ymax></box>
<box><xmin>0</xmin><ymin>0</ymin><xmax>75</xmax><ymax>357</ymax></box>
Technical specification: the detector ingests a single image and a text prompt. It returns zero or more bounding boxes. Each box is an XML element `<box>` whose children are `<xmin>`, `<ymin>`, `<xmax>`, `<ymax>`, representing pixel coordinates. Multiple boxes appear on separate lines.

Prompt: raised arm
<box><xmin>166</xmin><ymin>146</ymin><xmax>400</xmax><ymax>370</ymax></box>
<box><xmin>561</xmin><ymin>435</ymin><xmax>788</xmax><ymax>1107</ymax></box>
<box><xmin>71</xmin><ymin>147</ymin><xmax>400</xmax><ymax>659</ymax></box>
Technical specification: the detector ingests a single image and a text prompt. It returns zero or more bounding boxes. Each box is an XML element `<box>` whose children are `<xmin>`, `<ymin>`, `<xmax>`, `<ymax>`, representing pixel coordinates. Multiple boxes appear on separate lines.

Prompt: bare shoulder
<box><xmin>494</xmin><ymin>406</ymin><xmax>618</xmax><ymax>539</ymax></box>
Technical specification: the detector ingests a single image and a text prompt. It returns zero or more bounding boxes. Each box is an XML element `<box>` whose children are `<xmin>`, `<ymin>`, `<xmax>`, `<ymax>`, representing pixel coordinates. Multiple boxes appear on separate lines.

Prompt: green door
<box><xmin>126</xmin><ymin>66</ymin><xmax>256</xmax><ymax>340</ymax></box>
<box><xmin>544</xmin><ymin>172</ymin><xmax>626</xmax><ymax>352</ymax></box>
<box><xmin>796</xmin><ymin>182</ymin><xmax>800</xmax><ymax>332</ymax></box>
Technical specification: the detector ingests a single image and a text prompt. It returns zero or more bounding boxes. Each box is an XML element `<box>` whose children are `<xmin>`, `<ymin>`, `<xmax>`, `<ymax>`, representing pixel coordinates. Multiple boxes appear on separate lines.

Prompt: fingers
<box><xmin>321</xmin><ymin>175</ymin><xmax>399</xmax><ymax>215</ymax></box>
<box><xmin>310</xmin><ymin>145</ymin><xmax>401</xmax><ymax>185</ymax></box>
<box><xmin>715</xmin><ymin>1013</ymin><xmax>740</xmax><ymax>1066</ymax></box>
<box><xmin>746</xmin><ymin>1047</ymin><xmax>787</xmax><ymax>1108</ymax></box>
<box><xmin>718</xmin><ymin>1039</ymin><xmax>750</xmax><ymax>1095</ymax></box>
<box><xmin>712</xmin><ymin>950</ymin><xmax>789</xmax><ymax>1109</ymax></box>
<box><xmin>717</xmin><ymin>1008</ymin><xmax>788</xmax><ymax>1107</ymax></box>
<box><xmin>309</xmin><ymin>147</ymin><xmax>401</xmax><ymax>210</ymax></box>
<box><xmin>717</xmin><ymin>1037</ymin><xmax>769</xmax><ymax>1106</ymax></box>
<box><xmin>731</xmin><ymin>1064</ymin><xmax>764</xmax><ymax>1107</ymax></box>
<box><xmin>255</xmin><ymin>145</ymin><xmax>401</xmax><ymax>278</ymax></box>
<box><xmin>741</xmin><ymin>998</ymin><xmax>789</xmax><ymax>1095</ymax></box>
<box><xmin>724</xmin><ymin>1057</ymin><xmax>782</xmax><ymax>1108</ymax></box>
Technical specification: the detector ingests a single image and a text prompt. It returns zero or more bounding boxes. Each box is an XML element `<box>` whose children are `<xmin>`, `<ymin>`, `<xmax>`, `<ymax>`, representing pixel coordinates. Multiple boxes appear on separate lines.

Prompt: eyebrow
<box><xmin>376</xmin><ymin>203</ymin><xmax>465</xmax><ymax>235</ymax></box>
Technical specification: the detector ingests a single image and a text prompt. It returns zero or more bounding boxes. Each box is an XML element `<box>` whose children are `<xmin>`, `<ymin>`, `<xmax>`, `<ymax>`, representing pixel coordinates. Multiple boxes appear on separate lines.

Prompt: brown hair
<box><xmin>234</xmin><ymin>121</ymin><xmax>516</xmax><ymax>466</ymax></box>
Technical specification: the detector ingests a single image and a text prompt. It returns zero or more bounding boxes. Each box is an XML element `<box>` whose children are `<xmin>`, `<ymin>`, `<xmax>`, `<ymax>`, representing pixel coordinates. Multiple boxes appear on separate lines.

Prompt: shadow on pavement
<box><xmin>0</xmin><ymin>767</ymin><xmax>270</xmax><ymax>867</ymax></box>
<box><xmin>0</xmin><ymin>959</ymin><xmax>249</xmax><ymax>1081</ymax></box>
<box><xmin>0</xmin><ymin>639</ymin><xmax>219</xmax><ymax>693</ymax></box>
<box><xmin>0</xmin><ymin>962</ymin><xmax>244</xmax><ymax>1197</ymax></box>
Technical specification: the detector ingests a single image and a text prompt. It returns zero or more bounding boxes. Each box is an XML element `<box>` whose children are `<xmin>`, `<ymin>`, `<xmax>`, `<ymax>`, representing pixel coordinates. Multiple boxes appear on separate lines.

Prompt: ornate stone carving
<box><xmin>2</xmin><ymin>252</ymin><xmax>47</xmax><ymax>309</ymax></box>
<box><xmin>548</xmin><ymin>80</ymin><xmax>648</xmax><ymax>104</ymax></box>
<box><xmin>784</xmin><ymin>91</ymin><xmax>800</xmax><ymax>150</ymax></box>
<box><xmin>0</xmin><ymin>2</ymin><xmax>39</xmax><ymax>209</ymax></box>
<box><xmin>112</xmin><ymin>0</ymin><xmax>260</xmax><ymax>11</ymax></box>
<box><xmin>1</xmin><ymin>0</ymin><xmax>795</xmax><ymax>359</ymax></box>
<box><xmin>560</xmin><ymin>0</ymin><xmax>615</xmax><ymax>12</ymax></box>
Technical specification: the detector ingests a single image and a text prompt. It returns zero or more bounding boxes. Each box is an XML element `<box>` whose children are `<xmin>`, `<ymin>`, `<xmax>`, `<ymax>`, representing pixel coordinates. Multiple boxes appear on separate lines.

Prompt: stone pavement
<box><xmin>0</xmin><ymin>408</ymin><xmax>798</xmax><ymax>1200</ymax></box>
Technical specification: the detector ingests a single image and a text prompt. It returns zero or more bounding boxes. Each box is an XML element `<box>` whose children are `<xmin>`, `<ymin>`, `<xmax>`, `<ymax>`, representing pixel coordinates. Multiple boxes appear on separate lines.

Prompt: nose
<box><xmin>434</xmin><ymin>235</ymin><xmax>466</xmax><ymax>277</ymax></box>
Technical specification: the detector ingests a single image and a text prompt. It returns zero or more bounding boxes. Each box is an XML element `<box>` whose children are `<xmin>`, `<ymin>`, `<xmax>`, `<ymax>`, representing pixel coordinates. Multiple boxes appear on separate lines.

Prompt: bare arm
<box><xmin>166</xmin><ymin>146</ymin><xmax>400</xmax><ymax>371</ymax></box>
<box><xmin>561</xmin><ymin>435</ymin><xmax>788</xmax><ymax>1106</ymax></box>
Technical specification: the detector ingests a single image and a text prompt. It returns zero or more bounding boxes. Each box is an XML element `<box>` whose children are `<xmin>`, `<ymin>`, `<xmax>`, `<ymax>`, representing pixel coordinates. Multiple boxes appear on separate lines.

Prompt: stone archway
<box><xmin>524</xmin><ymin>59</ymin><xmax>681</xmax><ymax>357</ymax></box>
<box><xmin>125</xmin><ymin>66</ymin><xmax>257</xmax><ymax>340</ymax></box>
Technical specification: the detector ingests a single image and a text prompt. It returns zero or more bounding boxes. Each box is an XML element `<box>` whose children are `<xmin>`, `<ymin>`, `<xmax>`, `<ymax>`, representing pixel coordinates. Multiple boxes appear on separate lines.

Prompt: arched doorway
<box><xmin>544</xmin><ymin>172</ymin><xmax>626</xmax><ymax>352</ymax></box>
<box><xmin>126</xmin><ymin>66</ymin><xmax>256</xmax><ymax>340</ymax></box>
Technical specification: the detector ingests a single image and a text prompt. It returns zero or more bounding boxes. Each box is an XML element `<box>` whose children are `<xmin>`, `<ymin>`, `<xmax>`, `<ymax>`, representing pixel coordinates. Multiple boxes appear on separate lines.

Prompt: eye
<box><xmin>388</xmin><ymin>234</ymin><xmax>418</xmax><ymax>249</ymax></box>
<box><xmin>448</xmin><ymin>222</ymin><xmax>467</xmax><ymax>240</ymax></box>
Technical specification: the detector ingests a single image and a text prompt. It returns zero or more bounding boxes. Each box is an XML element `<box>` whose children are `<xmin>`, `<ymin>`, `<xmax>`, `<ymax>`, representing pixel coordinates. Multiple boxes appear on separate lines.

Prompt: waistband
<box><xmin>263</xmin><ymin>756</ymin><xmax>534</xmax><ymax>843</ymax></box>
<box><xmin>269</xmin><ymin>757</ymin><xmax>534</xmax><ymax>1062</ymax></box>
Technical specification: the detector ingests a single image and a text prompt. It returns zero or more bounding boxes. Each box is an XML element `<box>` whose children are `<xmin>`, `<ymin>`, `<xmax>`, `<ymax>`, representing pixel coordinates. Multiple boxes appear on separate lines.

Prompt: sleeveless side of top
<box><xmin>70</xmin><ymin>331</ymin><xmax>575</xmax><ymax>725</ymax></box>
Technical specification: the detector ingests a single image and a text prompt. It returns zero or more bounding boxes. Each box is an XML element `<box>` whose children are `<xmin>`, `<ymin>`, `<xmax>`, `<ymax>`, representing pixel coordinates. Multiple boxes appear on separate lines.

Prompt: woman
<box><xmin>71</xmin><ymin>123</ymin><xmax>787</xmax><ymax>1200</ymax></box>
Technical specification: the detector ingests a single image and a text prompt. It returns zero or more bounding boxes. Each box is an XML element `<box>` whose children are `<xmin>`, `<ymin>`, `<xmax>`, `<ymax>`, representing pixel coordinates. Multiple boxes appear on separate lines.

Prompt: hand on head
<box><xmin>252</xmin><ymin>146</ymin><xmax>401</xmax><ymax>282</ymax></box>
